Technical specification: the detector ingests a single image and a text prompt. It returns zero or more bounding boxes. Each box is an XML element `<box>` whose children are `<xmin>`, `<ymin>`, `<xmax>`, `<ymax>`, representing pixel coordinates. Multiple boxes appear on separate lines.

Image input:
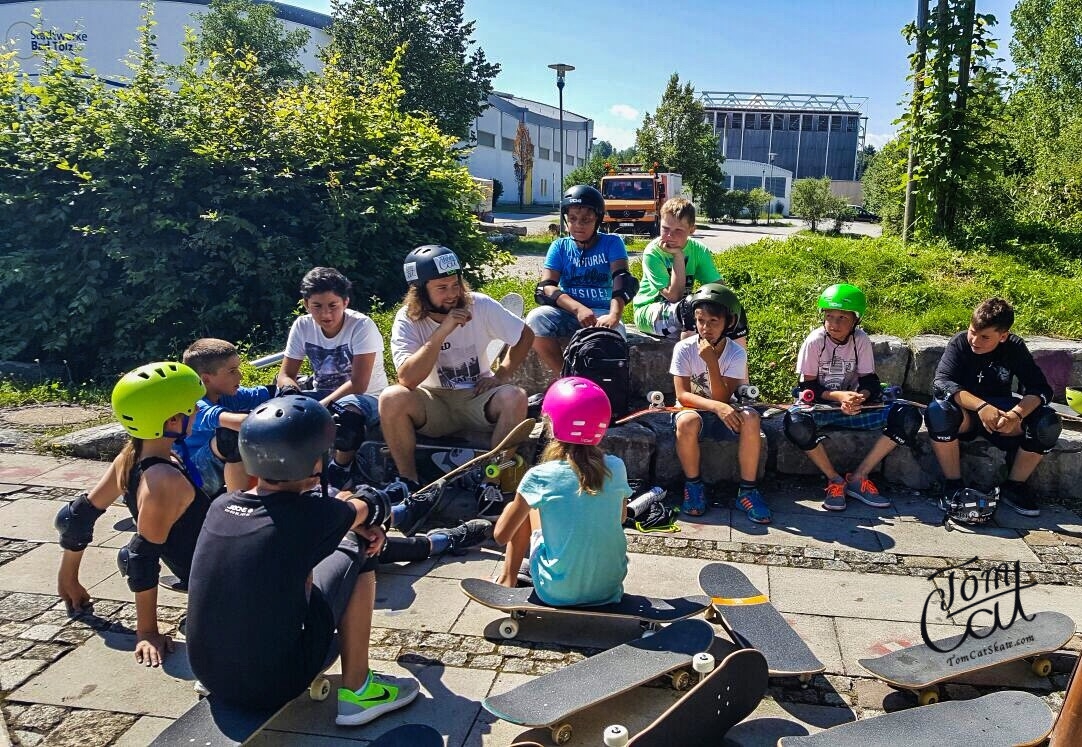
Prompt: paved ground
<box><xmin>0</xmin><ymin>441</ymin><xmax>1078</xmax><ymax>745</ymax></box>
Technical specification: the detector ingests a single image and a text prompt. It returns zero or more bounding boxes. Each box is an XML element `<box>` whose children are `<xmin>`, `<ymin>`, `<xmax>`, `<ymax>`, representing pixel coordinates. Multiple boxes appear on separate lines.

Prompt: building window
<box><xmin>477</xmin><ymin>130</ymin><xmax>496</xmax><ymax>148</ymax></box>
<box><xmin>760</xmin><ymin>113</ymin><xmax>771</xmax><ymax>130</ymax></box>
<box><xmin>540</xmin><ymin>178</ymin><xmax>547</xmax><ymax>196</ymax></box>
<box><xmin>501</xmin><ymin>137</ymin><xmax>514</xmax><ymax>151</ymax></box>
<box><xmin>788</xmin><ymin>114</ymin><xmax>800</xmax><ymax>131</ymax></box>
<box><xmin>802</xmin><ymin>114</ymin><xmax>812</xmax><ymax>131</ymax></box>
<box><xmin>846</xmin><ymin>116</ymin><xmax>858</xmax><ymax>133</ymax></box>
<box><xmin>577</xmin><ymin>157</ymin><xmax>584</xmax><ymax>166</ymax></box>
<box><xmin>817</xmin><ymin>115</ymin><xmax>829</xmax><ymax>132</ymax></box>
<box><xmin>746</xmin><ymin>114</ymin><xmax>758</xmax><ymax>130</ymax></box>
<box><xmin>553</xmin><ymin>151</ymin><xmax>562</xmax><ymax>163</ymax></box>
<box><xmin>566</xmin><ymin>154</ymin><xmax>575</xmax><ymax>166</ymax></box>
<box><xmin>540</xmin><ymin>147</ymin><xmax>550</xmax><ymax>160</ymax></box>
<box><xmin>731</xmin><ymin>113</ymin><xmax>742</xmax><ymax>129</ymax></box>
<box><xmin>830</xmin><ymin>116</ymin><xmax>841</xmax><ymax>132</ymax></box>
<box><xmin>773</xmin><ymin>113</ymin><xmax>784</xmax><ymax>130</ymax></box>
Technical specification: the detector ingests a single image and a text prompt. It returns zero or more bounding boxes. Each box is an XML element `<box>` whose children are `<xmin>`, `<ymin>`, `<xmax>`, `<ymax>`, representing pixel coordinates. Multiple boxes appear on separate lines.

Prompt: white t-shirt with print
<box><xmin>795</xmin><ymin>326</ymin><xmax>875</xmax><ymax>392</ymax></box>
<box><xmin>283</xmin><ymin>308</ymin><xmax>388</xmax><ymax>395</ymax></box>
<box><xmin>669</xmin><ymin>335</ymin><xmax>747</xmax><ymax>397</ymax></box>
<box><xmin>390</xmin><ymin>292</ymin><xmax>525</xmax><ymax>390</ymax></box>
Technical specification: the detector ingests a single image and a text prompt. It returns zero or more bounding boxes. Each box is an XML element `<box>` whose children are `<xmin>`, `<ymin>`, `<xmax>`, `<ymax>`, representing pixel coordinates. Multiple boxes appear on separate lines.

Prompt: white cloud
<box><xmin>865</xmin><ymin>131</ymin><xmax>895</xmax><ymax>149</ymax></box>
<box><xmin>593</xmin><ymin>123</ymin><xmax>637</xmax><ymax>150</ymax></box>
<box><xmin>609</xmin><ymin>104</ymin><xmax>639</xmax><ymax>121</ymax></box>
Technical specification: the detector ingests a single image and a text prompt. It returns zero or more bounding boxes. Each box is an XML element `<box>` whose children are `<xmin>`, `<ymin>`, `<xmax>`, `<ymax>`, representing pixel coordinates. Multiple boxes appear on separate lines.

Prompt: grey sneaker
<box><xmin>335</xmin><ymin>671</ymin><xmax>420</xmax><ymax>726</ymax></box>
<box><xmin>844</xmin><ymin>473</ymin><xmax>892</xmax><ymax>509</ymax></box>
<box><xmin>428</xmin><ymin>519</ymin><xmax>493</xmax><ymax>556</ymax></box>
<box><xmin>822</xmin><ymin>478</ymin><xmax>847</xmax><ymax>511</ymax></box>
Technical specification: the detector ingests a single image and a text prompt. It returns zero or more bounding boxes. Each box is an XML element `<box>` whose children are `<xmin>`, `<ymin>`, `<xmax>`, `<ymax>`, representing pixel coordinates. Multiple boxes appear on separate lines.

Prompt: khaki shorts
<box><xmin>415</xmin><ymin>384</ymin><xmax>519</xmax><ymax>438</ymax></box>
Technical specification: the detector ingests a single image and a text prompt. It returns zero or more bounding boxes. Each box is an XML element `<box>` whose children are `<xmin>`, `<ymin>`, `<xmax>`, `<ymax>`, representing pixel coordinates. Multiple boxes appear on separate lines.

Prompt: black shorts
<box><xmin>957</xmin><ymin>396</ymin><xmax>1023</xmax><ymax>453</ymax></box>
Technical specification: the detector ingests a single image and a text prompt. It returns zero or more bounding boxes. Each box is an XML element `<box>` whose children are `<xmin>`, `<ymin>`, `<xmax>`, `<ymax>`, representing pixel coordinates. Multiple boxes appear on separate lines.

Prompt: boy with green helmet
<box><xmin>669</xmin><ymin>283</ymin><xmax>770</xmax><ymax>522</ymax></box>
<box><xmin>784</xmin><ymin>285</ymin><xmax>923</xmax><ymax>512</ymax></box>
<box><xmin>56</xmin><ymin>362</ymin><xmax>212</xmax><ymax>667</ymax></box>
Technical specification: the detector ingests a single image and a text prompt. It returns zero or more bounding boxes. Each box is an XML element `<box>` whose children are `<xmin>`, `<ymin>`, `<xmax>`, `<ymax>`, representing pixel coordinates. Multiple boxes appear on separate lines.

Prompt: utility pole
<box><xmin>902</xmin><ymin>0</ymin><xmax>929</xmax><ymax>244</ymax></box>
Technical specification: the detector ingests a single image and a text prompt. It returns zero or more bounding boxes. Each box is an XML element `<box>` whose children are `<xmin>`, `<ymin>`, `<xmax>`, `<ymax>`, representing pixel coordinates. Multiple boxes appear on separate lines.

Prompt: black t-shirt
<box><xmin>933</xmin><ymin>332</ymin><xmax>1052</xmax><ymax>404</ymax></box>
<box><xmin>186</xmin><ymin>488</ymin><xmax>355</xmax><ymax>707</ymax></box>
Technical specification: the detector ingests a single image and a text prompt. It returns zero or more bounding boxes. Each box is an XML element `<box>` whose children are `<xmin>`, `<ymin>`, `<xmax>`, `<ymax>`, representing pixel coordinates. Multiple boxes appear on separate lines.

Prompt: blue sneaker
<box><xmin>682</xmin><ymin>481</ymin><xmax>707</xmax><ymax>517</ymax></box>
<box><xmin>737</xmin><ymin>487</ymin><xmax>772</xmax><ymax>524</ymax></box>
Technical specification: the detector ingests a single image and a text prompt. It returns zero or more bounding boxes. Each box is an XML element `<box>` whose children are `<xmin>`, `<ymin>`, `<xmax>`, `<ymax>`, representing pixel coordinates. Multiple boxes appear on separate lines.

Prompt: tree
<box><xmin>512</xmin><ymin>122</ymin><xmax>533</xmax><ymax>209</ymax></box>
<box><xmin>594</xmin><ymin>140</ymin><xmax>614</xmax><ymax>158</ymax></box>
<box><xmin>790</xmin><ymin>178</ymin><xmax>847</xmax><ymax>232</ymax></box>
<box><xmin>564</xmin><ymin>150</ymin><xmax>613</xmax><ymax>190</ymax></box>
<box><xmin>634</xmin><ymin>73</ymin><xmax>722</xmax><ymax>198</ymax></box>
<box><xmin>328</xmin><ymin>0</ymin><xmax>499</xmax><ymax>139</ymax></box>
<box><xmin>862</xmin><ymin>138</ymin><xmax>909</xmax><ymax>235</ymax></box>
<box><xmin>746</xmin><ymin>187</ymin><xmax>771</xmax><ymax>225</ymax></box>
<box><xmin>856</xmin><ymin>144</ymin><xmax>878</xmax><ymax>179</ymax></box>
<box><xmin>193</xmin><ymin>0</ymin><xmax>309</xmax><ymax>86</ymax></box>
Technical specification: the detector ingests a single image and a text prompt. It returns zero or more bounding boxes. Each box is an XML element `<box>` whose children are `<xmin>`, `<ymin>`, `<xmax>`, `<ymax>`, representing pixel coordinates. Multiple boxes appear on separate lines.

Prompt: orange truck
<box><xmin>599</xmin><ymin>165</ymin><xmax>683</xmax><ymax>236</ymax></box>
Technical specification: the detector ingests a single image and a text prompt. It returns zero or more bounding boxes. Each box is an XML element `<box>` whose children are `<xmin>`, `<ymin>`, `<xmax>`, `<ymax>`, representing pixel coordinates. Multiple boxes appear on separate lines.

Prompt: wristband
<box><xmin>976</xmin><ymin>402</ymin><xmax>989</xmax><ymax>413</ymax></box>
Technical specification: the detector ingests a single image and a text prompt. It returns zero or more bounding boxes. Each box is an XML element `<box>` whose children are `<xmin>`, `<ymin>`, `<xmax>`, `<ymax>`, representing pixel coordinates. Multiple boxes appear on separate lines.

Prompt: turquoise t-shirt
<box><xmin>519</xmin><ymin>455</ymin><xmax>631</xmax><ymax>607</ymax></box>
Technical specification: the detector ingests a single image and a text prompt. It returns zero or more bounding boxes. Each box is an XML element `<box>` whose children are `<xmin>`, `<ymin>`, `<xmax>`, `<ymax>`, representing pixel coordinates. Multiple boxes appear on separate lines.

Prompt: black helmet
<box><xmin>239</xmin><ymin>396</ymin><xmax>336</xmax><ymax>481</ymax></box>
<box><xmin>690</xmin><ymin>283</ymin><xmax>742</xmax><ymax>333</ymax></box>
<box><xmin>403</xmin><ymin>245</ymin><xmax>461</xmax><ymax>288</ymax></box>
<box><xmin>561</xmin><ymin>185</ymin><xmax>606</xmax><ymax>223</ymax></box>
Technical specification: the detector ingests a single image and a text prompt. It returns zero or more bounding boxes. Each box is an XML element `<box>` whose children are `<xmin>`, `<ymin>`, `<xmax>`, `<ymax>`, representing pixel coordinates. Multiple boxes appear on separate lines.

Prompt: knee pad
<box><xmin>330</xmin><ymin>404</ymin><xmax>367</xmax><ymax>452</ymax></box>
<box><xmin>55</xmin><ymin>492</ymin><xmax>105</xmax><ymax>551</ymax></box>
<box><xmin>215</xmin><ymin>427</ymin><xmax>242</xmax><ymax>463</ymax></box>
<box><xmin>884</xmin><ymin>402</ymin><xmax>923</xmax><ymax>446</ymax></box>
<box><xmin>783</xmin><ymin>410</ymin><xmax>823</xmax><ymax>451</ymax></box>
<box><xmin>1021</xmin><ymin>407</ymin><xmax>1062</xmax><ymax>454</ymax></box>
<box><xmin>117</xmin><ymin>535</ymin><xmax>162</xmax><ymax>593</ymax></box>
<box><xmin>925</xmin><ymin>398</ymin><xmax>963</xmax><ymax>442</ymax></box>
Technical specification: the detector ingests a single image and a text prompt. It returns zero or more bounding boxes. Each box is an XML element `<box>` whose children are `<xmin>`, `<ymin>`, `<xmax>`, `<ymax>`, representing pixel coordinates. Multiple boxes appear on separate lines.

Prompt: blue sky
<box><xmin>291</xmin><ymin>0</ymin><xmax>1019</xmax><ymax>150</ymax></box>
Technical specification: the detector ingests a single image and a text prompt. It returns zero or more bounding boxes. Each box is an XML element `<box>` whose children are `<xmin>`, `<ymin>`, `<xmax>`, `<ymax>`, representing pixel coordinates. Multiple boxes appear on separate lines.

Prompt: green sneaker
<box><xmin>335</xmin><ymin>671</ymin><xmax>419</xmax><ymax>726</ymax></box>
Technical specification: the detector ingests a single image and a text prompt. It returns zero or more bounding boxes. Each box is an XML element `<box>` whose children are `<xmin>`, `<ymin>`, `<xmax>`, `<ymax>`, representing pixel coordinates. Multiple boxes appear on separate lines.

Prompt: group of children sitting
<box><xmin>49</xmin><ymin>184</ymin><xmax>1065</xmax><ymax>730</ymax></box>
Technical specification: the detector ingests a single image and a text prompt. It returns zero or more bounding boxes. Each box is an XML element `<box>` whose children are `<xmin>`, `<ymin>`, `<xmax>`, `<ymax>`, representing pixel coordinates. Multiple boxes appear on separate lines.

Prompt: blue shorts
<box><xmin>306</xmin><ymin>392</ymin><xmax>380</xmax><ymax>425</ymax></box>
<box><xmin>796</xmin><ymin>406</ymin><xmax>889</xmax><ymax>431</ymax></box>
<box><xmin>672</xmin><ymin>410</ymin><xmax>740</xmax><ymax>442</ymax></box>
<box><xmin>189</xmin><ymin>443</ymin><xmax>225</xmax><ymax>496</ymax></box>
<box><xmin>526</xmin><ymin>305</ymin><xmax>626</xmax><ymax>339</ymax></box>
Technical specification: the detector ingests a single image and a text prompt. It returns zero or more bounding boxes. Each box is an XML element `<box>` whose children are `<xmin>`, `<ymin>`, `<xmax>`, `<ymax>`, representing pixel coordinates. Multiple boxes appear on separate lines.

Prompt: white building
<box><xmin>720</xmin><ymin>158</ymin><xmax>793</xmax><ymax>216</ymax></box>
<box><xmin>0</xmin><ymin>0</ymin><xmax>329</xmax><ymax>84</ymax></box>
<box><xmin>466</xmin><ymin>92</ymin><xmax>593</xmax><ymax>207</ymax></box>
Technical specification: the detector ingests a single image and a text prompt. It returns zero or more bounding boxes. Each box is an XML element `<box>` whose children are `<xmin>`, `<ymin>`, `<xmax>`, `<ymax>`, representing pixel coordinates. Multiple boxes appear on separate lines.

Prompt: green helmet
<box><xmin>1067</xmin><ymin>387</ymin><xmax>1082</xmax><ymax>416</ymax></box>
<box><xmin>690</xmin><ymin>282</ymin><xmax>743</xmax><ymax>318</ymax></box>
<box><xmin>818</xmin><ymin>283</ymin><xmax>867</xmax><ymax>320</ymax></box>
<box><xmin>111</xmin><ymin>362</ymin><xmax>205</xmax><ymax>439</ymax></box>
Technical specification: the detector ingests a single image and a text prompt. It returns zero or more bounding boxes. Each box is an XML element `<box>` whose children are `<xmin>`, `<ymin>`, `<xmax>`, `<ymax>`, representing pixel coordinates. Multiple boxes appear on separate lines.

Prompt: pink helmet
<box><xmin>542</xmin><ymin>377</ymin><xmax>611</xmax><ymax>445</ymax></box>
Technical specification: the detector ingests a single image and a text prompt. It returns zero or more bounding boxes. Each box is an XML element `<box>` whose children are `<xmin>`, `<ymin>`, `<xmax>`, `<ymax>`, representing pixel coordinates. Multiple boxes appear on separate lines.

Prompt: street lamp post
<box><xmin>767</xmin><ymin>152</ymin><xmax>777</xmax><ymax>225</ymax></box>
<box><xmin>549</xmin><ymin>63</ymin><xmax>575</xmax><ymax>235</ymax></box>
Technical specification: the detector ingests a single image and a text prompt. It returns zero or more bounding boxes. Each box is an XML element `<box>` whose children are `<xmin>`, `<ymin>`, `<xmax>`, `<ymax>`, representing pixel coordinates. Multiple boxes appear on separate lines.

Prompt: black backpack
<box><xmin>561</xmin><ymin>326</ymin><xmax>630</xmax><ymax>423</ymax></box>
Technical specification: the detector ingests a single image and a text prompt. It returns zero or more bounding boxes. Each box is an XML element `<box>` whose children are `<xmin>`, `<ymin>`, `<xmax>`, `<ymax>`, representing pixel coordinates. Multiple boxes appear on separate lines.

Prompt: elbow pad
<box><xmin>117</xmin><ymin>534</ymin><xmax>162</xmax><ymax>593</ymax></box>
<box><xmin>354</xmin><ymin>485</ymin><xmax>392</xmax><ymax>529</ymax></box>
<box><xmin>857</xmin><ymin>373</ymin><xmax>883</xmax><ymax>402</ymax></box>
<box><xmin>55</xmin><ymin>493</ymin><xmax>106</xmax><ymax>551</ymax></box>
<box><xmin>611</xmin><ymin>270</ymin><xmax>639</xmax><ymax>304</ymax></box>
<box><xmin>534</xmin><ymin>281</ymin><xmax>564</xmax><ymax>308</ymax></box>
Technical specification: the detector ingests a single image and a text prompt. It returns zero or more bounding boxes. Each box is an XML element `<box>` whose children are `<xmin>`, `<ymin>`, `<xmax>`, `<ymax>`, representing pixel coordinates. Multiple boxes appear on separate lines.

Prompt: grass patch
<box><xmin>0</xmin><ymin>379</ymin><xmax>109</xmax><ymax>408</ymax></box>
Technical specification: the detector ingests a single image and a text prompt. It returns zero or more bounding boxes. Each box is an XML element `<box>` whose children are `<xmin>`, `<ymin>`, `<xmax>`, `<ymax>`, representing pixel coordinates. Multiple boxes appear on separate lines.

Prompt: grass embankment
<box><xmin>5</xmin><ymin>233</ymin><xmax>1081</xmax><ymax>405</ymax></box>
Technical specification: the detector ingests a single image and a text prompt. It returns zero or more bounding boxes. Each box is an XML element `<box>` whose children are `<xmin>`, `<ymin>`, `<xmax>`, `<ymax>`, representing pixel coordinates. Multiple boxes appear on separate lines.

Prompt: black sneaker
<box><xmin>397</xmin><ymin>482</ymin><xmax>447</xmax><ymax>536</ymax></box>
<box><xmin>527</xmin><ymin>392</ymin><xmax>545</xmax><ymax>420</ymax></box>
<box><xmin>476</xmin><ymin>483</ymin><xmax>508</xmax><ymax>520</ymax></box>
<box><xmin>429</xmin><ymin>519</ymin><xmax>493</xmax><ymax>556</ymax></box>
<box><xmin>1000</xmin><ymin>481</ymin><xmax>1040</xmax><ymax>517</ymax></box>
<box><xmin>517</xmin><ymin>557</ymin><xmax>533</xmax><ymax>587</ymax></box>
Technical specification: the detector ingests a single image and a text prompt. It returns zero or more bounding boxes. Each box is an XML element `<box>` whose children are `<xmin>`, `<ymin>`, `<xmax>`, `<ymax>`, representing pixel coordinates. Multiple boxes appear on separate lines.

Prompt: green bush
<box><xmin>0</xmin><ymin>15</ymin><xmax>500</xmax><ymax>381</ymax></box>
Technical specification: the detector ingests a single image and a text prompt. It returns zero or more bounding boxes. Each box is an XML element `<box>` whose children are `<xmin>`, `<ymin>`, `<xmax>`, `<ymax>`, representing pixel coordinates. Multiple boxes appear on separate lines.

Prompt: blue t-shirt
<box><xmin>185</xmin><ymin>386</ymin><xmax>272</xmax><ymax>455</ymax></box>
<box><xmin>519</xmin><ymin>455</ymin><xmax>630</xmax><ymax>607</ymax></box>
<box><xmin>543</xmin><ymin>234</ymin><xmax>629</xmax><ymax>311</ymax></box>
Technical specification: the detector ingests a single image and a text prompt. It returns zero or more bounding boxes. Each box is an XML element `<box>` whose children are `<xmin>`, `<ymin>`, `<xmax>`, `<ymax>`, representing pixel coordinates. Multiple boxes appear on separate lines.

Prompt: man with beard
<box><xmin>378</xmin><ymin>245</ymin><xmax>533</xmax><ymax>519</ymax></box>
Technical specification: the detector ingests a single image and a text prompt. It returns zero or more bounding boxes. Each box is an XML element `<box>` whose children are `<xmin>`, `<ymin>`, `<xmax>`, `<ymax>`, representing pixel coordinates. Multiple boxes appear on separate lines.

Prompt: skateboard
<box><xmin>776</xmin><ymin>690</ymin><xmax>1054</xmax><ymax>746</ymax></box>
<box><xmin>460</xmin><ymin>577</ymin><xmax>710</xmax><ymax>639</ymax></box>
<box><xmin>485</xmin><ymin>292</ymin><xmax>526</xmax><ymax>367</ymax></box>
<box><xmin>858</xmin><ymin>609</ymin><xmax>1074</xmax><ymax>705</ymax></box>
<box><xmin>482</xmin><ymin>618</ymin><xmax>715</xmax><ymax>745</ymax></box>
<box><xmin>358</xmin><ymin>439</ymin><xmax>488</xmax><ymax>488</ymax></box>
<box><xmin>159</xmin><ymin>575</ymin><xmax>187</xmax><ymax>593</ymax></box>
<box><xmin>1050</xmin><ymin>401</ymin><xmax>1082</xmax><ymax>424</ymax></box>
<box><xmin>698</xmin><ymin>562</ymin><xmax>825</xmax><ymax>680</ymax></box>
<box><xmin>602</xmin><ymin>647</ymin><xmax>769</xmax><ymax>747</ymax></box>
<box><xmin>368</xmin><ymin>724</ymin><xmax>443</xmax><ymax>746</ymax></box>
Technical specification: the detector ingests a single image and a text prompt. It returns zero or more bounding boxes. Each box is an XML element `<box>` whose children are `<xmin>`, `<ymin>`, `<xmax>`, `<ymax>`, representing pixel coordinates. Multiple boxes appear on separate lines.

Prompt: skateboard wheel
<box><xmin>670</xmin><ymin>669</ymin><xmax>692</xmax><ymax>691</ymax></box>
<box><xmin>798</xmin><ymin>673</ymin><xmax>813</xmax><ymax>688</ymax></box>
<box><xmin>309</xmin><ymin>677</ymin><xmax>331</xmax><ymax>701</ymax></box>
<box><xmin>484</xmin><ymin>464</ymin><xmax>501</xmax><ymax>479</ymax></box>
<box><xmin>918</xmin><ymin>687</ymin><xmax>939</xmax><ymax>706</ymax></box>
<box><xmin>1032</xmin><ymin>657</ymin><xmax>1053</xmax><ymax>677</ymax></box>
<box><xmin>603</xmin><ymin>725</ymin><xmax>629</xmax><ymax>747</ymax></box>
<box><xmin>704</xmin><ymin>607</ymin><xmax>722</xmax><ymax>623</ymax></box>
<box><xmin>693</xmin><ymin>652</ymin><xmax>715</xmax><ymax>674</ymax></box>
<box><xmin>647</xmin><ymin>390</ymin><xmax>664</xmax><ymax>406</ymax></box>
<box><xmin>498</xmin><ymin>618</ymin><xmax>520</xmax><ymax>639</ymax></box>
<box><xmin>551</xmin><ymin>723</ymin><xmax>573</xmax><ymax>745</ymax></box>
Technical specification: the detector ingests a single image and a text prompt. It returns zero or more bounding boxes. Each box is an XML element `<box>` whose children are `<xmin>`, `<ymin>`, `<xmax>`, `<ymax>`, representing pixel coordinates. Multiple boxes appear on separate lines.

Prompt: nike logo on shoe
<box><xmin>359</xmin><ymin>685</ymin><xmax>394</xmax><ymax>705</ymax></box>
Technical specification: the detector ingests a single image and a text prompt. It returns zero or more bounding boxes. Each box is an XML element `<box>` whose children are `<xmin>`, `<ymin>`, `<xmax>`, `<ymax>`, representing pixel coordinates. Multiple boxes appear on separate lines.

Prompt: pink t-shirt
<box><xmin>795</xmin><ymin>327</ymin><xmax>875</xmax><ymax>391</ymax></box>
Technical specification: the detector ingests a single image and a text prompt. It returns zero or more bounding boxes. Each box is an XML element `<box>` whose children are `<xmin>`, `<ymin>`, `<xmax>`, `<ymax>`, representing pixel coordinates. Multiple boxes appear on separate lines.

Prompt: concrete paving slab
<box><xmin>874</xmin><ymin>517</ymin><xmax>1037</xmax><ymax>562</ymax></box>
<box><xmin>1014</xmin><ymin>583</ymin><xmax>1082</xmax><ymax>632</ymax></box>
<box><xmin>726</xmin><ymin>699</ymin><xmax>856</xmax><ymax>743</ymax></box>
<box><xmin>10</xmin><ymin>631</ymin><xmax>198</xmax><ymax>717</ymax></box>
<box><xmin>469</xmin><ymin>669</ymin><xmax>683</xmax><ymax>746</ymax></box>
<box><xmin>252</xmin><ymin>661</ymin><xmax>493</xmax><ymax>745</ymax></box>
<box><xmin>373</xmin><ymin>574</ymin><xmax>469</xmax><ymax>633</ymax></box>
<box><xmin>113</xmin><ymin>715</ymin><xmax>171</xmax><ymax>746</ymax></box>
<box><xmin>0</xmin><ymin>499</ymin><xmax>126</xmax><ymax>546</ymax></box>
<box><xmin>427</xmin><ymin>548</ymin><xmax>503</xmax><ymax>582</ymax></box>
<box><xmin>0</xmin><ymin>454</ymin><xmax>71</xmax><ymax>483</ymax></box>
<box><xmin>624</xmin><ymin>553</ymin><xmax>756</xmax><ymax>598</ymax></box>
<box><xmin>834</xmin><ymin>617</ymin><xmax>962</xmax><ymax>678</ymax></box>
<box><xmin>32</xmin><ymin>461</ymin><xmax>107</xmax><ymax>490</ymax></box>
<box><xmin>993</xmin><ymin>504</ymin><xmax>1082</xmax><ymax>537</ymax></box>
<box><xmin>0</xmin><ymin>544</ymin><xmax>113</xmax><ymax>596</ymax></box>
<box><xmin>89</xmin><ymin>567</ymin><xmax>188</xmax><ymax>609</ymax></box>
<box><xmin>731</xmin><ymin>512</ymin><xmax>889</xmax><ymax>553</ymax></box>
<box><xmin>884</xmin><ymin>493</ymin><xmax>944</xmax><ymax>524</ymax></box>
<box><xmin>669</xmin><ymin>508</ymin><xmax>733</xmax><ymax>543</ymax></box>
<box><xmin>784</xmin><ymin>491</ymin><xmax>900</xmax><ymax>521</ymax></box>
<box><xmin>787</xmin><ymin>614</ymin><xmax>844</xmax><ymax>675</ymax></box>
<box><xmin>769</xmin><ymin>566</ymin><xmax>955</xmax><ymax>625</ymax></box>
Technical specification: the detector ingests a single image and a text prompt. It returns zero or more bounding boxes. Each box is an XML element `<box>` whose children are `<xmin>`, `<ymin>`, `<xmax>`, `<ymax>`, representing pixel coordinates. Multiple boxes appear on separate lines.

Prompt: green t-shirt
<box><xmin>632</xmin><ymin>237</ymin><xmax>721</xmax><ymax>331</ymax></box>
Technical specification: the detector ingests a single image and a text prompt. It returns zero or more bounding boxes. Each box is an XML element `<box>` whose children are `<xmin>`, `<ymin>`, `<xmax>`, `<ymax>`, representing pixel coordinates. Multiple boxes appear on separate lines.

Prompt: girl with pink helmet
<box><xmin>494</xmin><ymin>377</ymin><xmax>632</xmax><ymax>606</ymax></box>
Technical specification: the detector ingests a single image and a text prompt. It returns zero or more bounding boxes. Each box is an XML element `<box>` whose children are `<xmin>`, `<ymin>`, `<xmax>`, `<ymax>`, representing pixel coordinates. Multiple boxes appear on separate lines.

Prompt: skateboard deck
<box><xmin>461</xmin><ymin>577</ymin><xmax>710</xmax><ymax>639</ymax></box>
<box><xmin>698</xmin><ymin>563</ymin><xmax>824</xmax><ymax>678</ymax></box>
<box><xmin>776</xmin><ymin>690</ymin><xmax>1054</xmax><ymax>746</ymax></box>
<box><xmin>612</xmin><ymin>648</ymin><xmax>768</xmax><ymax>747</ymax></box>
<box><xmin>859</xmin><ymin>609</ymin><xmax>1073</xmax><ymax>704</ymax></box>
<box><xmin>483</xmin><ymin>618</ymin><xmax>715</xmax><ymax>745</ymax></box>
<box><xmin>486</xmin><ymin>292</ymin><xmax>526</xmax><ymax>366</ymax></box>
<box><xmin>369</xmin><ymin>724</ymin><xmax>444</xmax><ymax>746</ymax></box>
<box><xmin>1050</xmin><ymin>401</ymin><xmax>1082</xmax><ymax>424</ymax></box>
